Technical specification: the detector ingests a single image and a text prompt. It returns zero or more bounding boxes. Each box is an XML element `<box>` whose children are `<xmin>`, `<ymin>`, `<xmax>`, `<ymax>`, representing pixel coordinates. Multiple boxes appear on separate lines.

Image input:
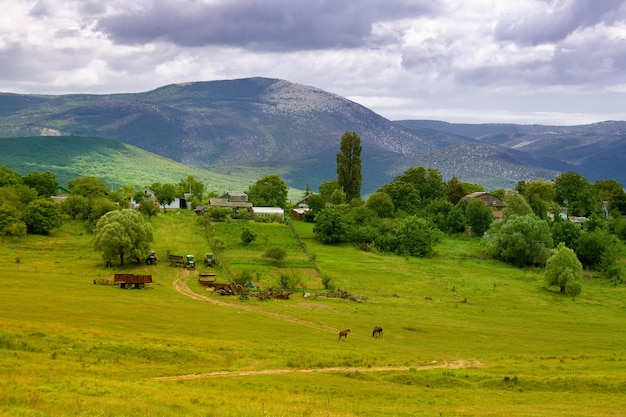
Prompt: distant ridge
<box><xmin>1</xmin><ymin>78</ymin><xmax>624</xmax><ymax>192</ymax></box>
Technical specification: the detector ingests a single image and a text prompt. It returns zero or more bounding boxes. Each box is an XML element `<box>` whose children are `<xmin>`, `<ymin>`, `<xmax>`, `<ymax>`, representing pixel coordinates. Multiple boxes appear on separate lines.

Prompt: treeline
<box><xmin>304</xmin><ymin>166</ymin><xmax>626</xmax><ymax>287</ymax></box>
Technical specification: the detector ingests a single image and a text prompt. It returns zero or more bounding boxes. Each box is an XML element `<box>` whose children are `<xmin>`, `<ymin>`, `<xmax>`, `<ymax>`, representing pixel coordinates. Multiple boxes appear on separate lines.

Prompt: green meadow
<box><xmin>1</xmin><ymin>211</ymin><xmax>625</xmax><ymax>416</ymax></box>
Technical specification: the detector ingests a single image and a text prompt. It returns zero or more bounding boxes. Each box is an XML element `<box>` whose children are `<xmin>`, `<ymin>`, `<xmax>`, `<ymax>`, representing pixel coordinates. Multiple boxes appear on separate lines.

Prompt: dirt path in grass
<box><xmin>168</xmin><ymin>271</ymin><xmax>482</xmax><ymax>381</ymax></box>
<box><xmin>172</xmin><ymin>270</ymin><xmax>337</xmax><ymax>333</ymax></box>
<box><xmin>152</xmin><ymin>360</ymin><xmax>482</xmax><ymax>381</ymax></box>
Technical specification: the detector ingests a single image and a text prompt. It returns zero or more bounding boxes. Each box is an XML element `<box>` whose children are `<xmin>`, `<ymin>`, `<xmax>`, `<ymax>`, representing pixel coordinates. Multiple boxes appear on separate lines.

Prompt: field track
<box><xmin>166</xmin><ymin>271</ymin><xmax>482</xmax><ymax>381</ymax></box>
<box><xmin>172</xmin><ymin>270</ymin><xmax>339</xmax><ymax>333</ymax></box>
<box><xmin>152</xmin><ymin>360</ymin><xmax>481</xmax><ymax>381</ymax></box>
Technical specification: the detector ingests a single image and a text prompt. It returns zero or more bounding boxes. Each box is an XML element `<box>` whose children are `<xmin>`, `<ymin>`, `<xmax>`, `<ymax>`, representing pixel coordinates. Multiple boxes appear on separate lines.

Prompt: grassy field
<box><xmin>1</xmin><ymin>211</ymin><xmax>625</xmax><ymax>416</ymax></box>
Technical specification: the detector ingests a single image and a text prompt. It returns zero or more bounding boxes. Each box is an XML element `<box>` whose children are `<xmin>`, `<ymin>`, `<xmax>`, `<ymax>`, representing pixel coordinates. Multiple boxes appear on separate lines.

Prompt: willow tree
<box><xmin>336</xmin><ymin>131</ymin><xmax>362</xmax><ymax>203</ymax></box>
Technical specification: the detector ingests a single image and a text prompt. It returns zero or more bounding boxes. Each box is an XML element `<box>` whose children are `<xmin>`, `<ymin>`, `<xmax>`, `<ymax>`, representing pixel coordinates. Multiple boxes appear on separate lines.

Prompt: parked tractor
<box><xmin>204</xmin><ymin>252</ymin><xmax>215</xmax><ymax>267</ymax></box>
<box><xmin>169</xmin><ymin>254</ymin><xmax>196</xmax><ymax>269</ymax></box>
<box><xmin>146</xmin><ymin>250</ymin><xmax>158</xmax><ymax>265</ymax></box>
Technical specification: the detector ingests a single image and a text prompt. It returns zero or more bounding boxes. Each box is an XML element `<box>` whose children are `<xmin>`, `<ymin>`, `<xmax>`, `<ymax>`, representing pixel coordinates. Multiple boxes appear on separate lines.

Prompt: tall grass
<box><xmin>0</xmin><ymin>213</ymin><xmax>625</xmax><ymax>416</ymax></box>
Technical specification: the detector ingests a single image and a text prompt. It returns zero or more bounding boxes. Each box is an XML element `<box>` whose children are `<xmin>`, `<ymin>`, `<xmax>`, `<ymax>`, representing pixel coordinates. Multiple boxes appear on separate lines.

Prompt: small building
<box><xmin>51</xmin><ymin>184</ymin><xmax>70</xmax><ymax>203</ymax></box>
<box><xmin>252</xmin><ymin>207</ymin><xmax>284</xmax><ymax>219</ymax></box>
<box><xmin>461</xmin><ymin>192</ymin><xmax>507</xmax><ymax>210</ymax></box>
<box><xmin>461</xmin><ymin>192</ymin><xmax>506</xmax><ymax>220</ymax></box>
<box><xmin>209</xmin><ymin>191</ymin><xmax>253</xmax><ymax>213</ymax></box>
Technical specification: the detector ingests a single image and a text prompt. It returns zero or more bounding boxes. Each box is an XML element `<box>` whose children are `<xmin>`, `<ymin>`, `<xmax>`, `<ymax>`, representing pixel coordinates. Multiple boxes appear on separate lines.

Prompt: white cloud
<box><xmin>1</xmin><ymin>0</ymin><xmax>626</xmax><ymax>124</ymax></box>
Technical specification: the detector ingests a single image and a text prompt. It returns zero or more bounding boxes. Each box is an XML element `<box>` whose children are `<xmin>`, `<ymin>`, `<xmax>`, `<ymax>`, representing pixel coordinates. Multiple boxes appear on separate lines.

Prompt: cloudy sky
<box><xmin>2</xmin><ymin>0</ymin><xmax>626</xmax><ymax>124</ymax></box>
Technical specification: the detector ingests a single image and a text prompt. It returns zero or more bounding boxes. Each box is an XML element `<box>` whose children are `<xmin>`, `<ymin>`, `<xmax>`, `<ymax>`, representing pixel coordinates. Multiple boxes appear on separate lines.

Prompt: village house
<box><xmin>461</xmin><ymin>191</ymin><xmax>507</xmax><ymax>220</ymax></box>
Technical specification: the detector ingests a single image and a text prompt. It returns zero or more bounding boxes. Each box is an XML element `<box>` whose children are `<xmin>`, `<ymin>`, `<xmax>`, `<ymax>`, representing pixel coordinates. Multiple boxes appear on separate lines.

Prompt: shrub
<box><xmin>263</xmin><ymin>247</ymin><xmax>287</xmax><ymax>265</ymax></box>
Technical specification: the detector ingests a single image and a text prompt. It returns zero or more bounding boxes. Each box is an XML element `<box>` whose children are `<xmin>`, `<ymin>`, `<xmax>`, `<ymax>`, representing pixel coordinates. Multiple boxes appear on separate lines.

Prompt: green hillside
<box><xmin>0</xmin><ymin>135</ymin><xmax>302</xmax><ymax>198</ymax></box>
<box><xmin>1</xmin><ymin>213</ymin><xmax>625</xmax><ymax>416</ymax></box>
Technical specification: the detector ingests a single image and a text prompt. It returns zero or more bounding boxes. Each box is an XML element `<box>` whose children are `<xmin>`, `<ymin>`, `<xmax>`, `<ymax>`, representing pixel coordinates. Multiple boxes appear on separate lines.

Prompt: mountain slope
<box><xmin>2</xmin><ymin>78</ymin><xmax>624</xmax><ymax>192</ymax></box>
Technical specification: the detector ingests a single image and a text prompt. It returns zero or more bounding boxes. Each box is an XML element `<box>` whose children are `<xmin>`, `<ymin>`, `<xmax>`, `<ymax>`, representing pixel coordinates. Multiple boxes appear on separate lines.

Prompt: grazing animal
<box><xmin>372</xmin><ymin>326</ymin><xmax>383</xmax><ymax>338</ymax></box>
<box><xmin>338</xmin><ymin>328</ymin><xmax>351</xmax><ymax>341</ymax></box>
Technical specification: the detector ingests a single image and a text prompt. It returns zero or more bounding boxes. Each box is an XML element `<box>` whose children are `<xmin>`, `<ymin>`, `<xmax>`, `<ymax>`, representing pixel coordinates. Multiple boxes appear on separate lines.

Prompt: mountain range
<box><xmin>1</xmin><ymin>77</ymin><xmax>625</xmax><ymax>194</ymax></box>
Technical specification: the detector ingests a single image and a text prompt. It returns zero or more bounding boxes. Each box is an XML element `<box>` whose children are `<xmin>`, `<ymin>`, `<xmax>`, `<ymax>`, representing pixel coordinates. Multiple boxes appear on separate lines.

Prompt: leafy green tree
<box><xmin>313</xmin><ymin>208</ymin><xmax>350</xmax><ymax>244</ymax></box>
<box><xmin>93</xmin><ymin>210</ymin><xmax>153</xmax><ymax>266</ymax></box>
<box><xmin>592</xmin><ymin>179</ymin><xmax>626</xmax><ymax>215</ymax></box>
<box><xmin>544</xmin><ymin>243</ymin><xmax>583</xmax><ymax>296</ymax></box>
<box><xmin>306</xmin><ymin>194</ymin><xmax>325</xmax><ymax>214</ymax></box>
<box><xmin>583</xmin><ymin>213</ymin><xmax>607</xmax><ymax>232</ymax></box>
<box><xmin>554</xmin><ymin>171</ymin><xmax>594</xmax><ymax>216</ymax></box>
<box><xmin>523</xmin><ymin>179</ymin><xmax>555</xmax><ymax>220</ymax></box>
<box><xmin>502</xmin><ymin>190</ymin><xmax>533</xmax><ymax>219</ymax></box>
<box><xmin>240</xmin><ymin>227</ymin><xmax>257</xmax><ymax>246</ymax></box>
<box><xmin>60</xmin><ymin>194</ymin><xmax>91</xmax><ymax>220</ymax></box>
<box><xmin>446</xmin><ymin>175</ymin><xmax>466</xmax><ymax>205</ymax></box>
<box><xmin>0</xmin><ymin>204</ymin><xmax>26</xmax><ymax>243</ymax></box>
<box><xmin>86</xmin><ymin>198</ymin><xmax>119</xmax><ymax>232</ymax></box>
<box><xmin>574</xmin><ymin>231</ymin><xmax>620</xmax><ymax>270</ymax></box>
<box><xmin>246</xmin><ymin>174</ymin><xmax>288</xmax><ymax>208</ymax></box>
<box><xmin>462</xmin><ymin>182</ymin><xmax>485</xmax><ymax>194</ymax></box>
<box><xmin>23</xmin><ymin>199</ymin><xmax>62</xmax><ymax>235</ymax></box>
<box><xmin>484</xmin><ymin>214</ymin><xmax>553</xmax><ymax>266</ymax></box>
<box><xmin>68</xmin><ymin>176</ymin><xmax>109</xmax><ymax>198</ymax></box>
<box><xmin>177</xmin><ymin>176</ymin><xmax>206</xmax><ymax>202</ymax></box>
<box><xmin>551</xmin><ymin>219</ymin><xmax>581</xmax><ymax>248</ymax></box>
<box><xmin>464</xmin><ymin>198</ymin><xmax>493</xmax><ymax>237</ymax></box>
<box><xmin>23</xmin><ymin>171</ymin><xmax>57</xmax><ymax>197</ymax></box>
<box><xmin>138</xmin><ymin>199</ymin><xmax>159</xmax><ymax>220</ymax></box>
<box><xmin>6</xmin><ymin>184</ymin><xmax>38</xmax><ymax>209</ymax></box>
<box><xmin>444</xmin><ymin>206</ymin><xmax>466</xmax><ymax>234</ymax></box>
<box><xmin>337</xmin><ymin>131</ymin><xmax>362</xmax><ymax>203</ymax></box>
<box><xmin>318</xmin><ymin>179</ymin><xmax>340</xmax><ymax>202</ymax></box>
<box><xmin>366</xmin><ymin>191</ymin><xmax>395</xmax><ymax>218</ymax></box>
<box><xmin>150</xmin><ymin>182</ymin><xmax>177</xmax><ymax>213</ymax></box>
<box><xmin>0</xmin><ymin>166</ymin><xmax>23</xmax><ymax>187</ymax></box>
<box><xmin>393</xmin><ymin>216</ymin><xmax>440</xmax><ymax>257</ymax></box>
<box><xmin>379</xmin><ymin>180</ymin><xmax>420</xmax><ymax>214</ymax></box>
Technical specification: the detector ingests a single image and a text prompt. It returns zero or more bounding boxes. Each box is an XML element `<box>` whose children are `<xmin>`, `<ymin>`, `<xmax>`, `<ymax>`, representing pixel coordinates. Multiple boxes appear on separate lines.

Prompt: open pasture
<box><xmin>1</xmin><ymin>212</ymin><xmax>625</xmax><ymax>416</ymax></box>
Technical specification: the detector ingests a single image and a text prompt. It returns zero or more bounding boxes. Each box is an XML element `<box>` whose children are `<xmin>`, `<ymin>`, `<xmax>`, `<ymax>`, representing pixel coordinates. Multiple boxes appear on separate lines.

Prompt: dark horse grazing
<box><xmin>372</xmin><ymin>326</ymin><xmax>383</xmax><ymax>338</ymax></box>
<box><xmin>338</xmin><ymin>328</ymin><xmax>351</xmax><ymax>341</ymax></box>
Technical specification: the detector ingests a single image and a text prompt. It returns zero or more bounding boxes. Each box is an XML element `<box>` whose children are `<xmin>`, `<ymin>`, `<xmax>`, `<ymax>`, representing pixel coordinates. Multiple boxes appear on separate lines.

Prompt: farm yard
<box><xmin>1</xmin><ymin>210</ymin><xmax>626</xmax><ymax>416</ymax></box>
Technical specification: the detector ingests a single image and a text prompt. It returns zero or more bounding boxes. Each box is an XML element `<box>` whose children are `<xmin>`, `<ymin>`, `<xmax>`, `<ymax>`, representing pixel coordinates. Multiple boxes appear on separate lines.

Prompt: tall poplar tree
<box><xmin>336</xmin><ymin>131</ymin><xmax>362</xmax><ymax>202</ymax></box>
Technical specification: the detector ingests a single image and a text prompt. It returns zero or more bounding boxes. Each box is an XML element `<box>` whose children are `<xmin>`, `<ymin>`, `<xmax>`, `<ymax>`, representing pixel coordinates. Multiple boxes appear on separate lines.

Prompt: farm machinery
<box><xmin>114</xmin><ymin>273</ymin><xmax>152</xmax><ymax>289</ymax></box>
<box><xmin>146</xmin><ymin>250</ymin><xmax>158</xmax><ymax>265</ymax></box>
<box><xmin>169</xmin><ymin>254</ymin><xmax>196</xmax><ymax>269</ymax></box>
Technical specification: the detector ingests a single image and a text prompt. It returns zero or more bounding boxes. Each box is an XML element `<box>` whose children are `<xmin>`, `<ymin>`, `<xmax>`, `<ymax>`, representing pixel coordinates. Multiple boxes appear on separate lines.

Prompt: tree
<box><xmin>93</xmin><ymin>210</ymin><xmax>153</xmax><ymax>266</ymax></box>
<box><xmin>393</xmin><ymin>215</ymin><xmax>440</xmax><ymax>257</ymax></box>
<box><xmin>60</xmin><ymin>194</ymin><xmax>91</xmax><ymax>220</ymax></box>
<box><xmin>592</xmin><ymin>178</ymin><xmax>626</xmax><ymax>215</ymax></box>
<box><xmin>446</xmin><ymin>175</ymin><xmax>466</xmax><ymax>205</ymax></box>
<box><xmin>336</xmin><ymin>131</ymin><xmax>362</xmax><ymax>203</ymax></box>
<box><xmin>68</xmin><ymin>176</ymin><xmax>109</xmax><ymax>198</ymax></box>
<box><xmin>177</xmin><ymin>176</ymin><xmax>206</xmax><ymax>202</ymax></box>
<box><xmin>0</xmin><ymin>204</ymin><xmax>26</xmax><ymax>243</ymax></box>
<box><xmin>554</xmin><ymin>171</ymin><xmax>594</xmax><ymax>216</ymax></box>
<box><xmin>484</xmin><ymin>214</ymin><xmax>553</xmax><ymax>266</ymax></box>
<box><xmin>366</xmin><ymin>192</ymin><xmax>395</xmax><ymax>218</ymax></box>
<box><xmin>23</xmin><ymin>171</ymin><xmax>58</xmax><ymax>197</ymax></box>
<box><xmin>150</xmin><ymin>182</ymin><xmax>177</xmax><ymax>213</ymax></box>
<box><xmin>544</xmin><ymin>243</ymin><xmax>583</xmax><ymax>297</ymax></box>
<box><xmin>464</xmin><ymin>198</ymin><xmax>493</xmax><ymax>237</ymax></box>
<box><xmin>318</xmin><ymin>179</ymin><xmax>341</xmax><ymax>202</ymax></box>
<box><xmin>0</xmin><ymin>166</ymin><xmax>23</xmax><ymax>187</ymax></box>
<box><xmin>523</xmin><ymin>179</ymin><xmax>555</xmax><ymax>220</ymax></box>
<box><xmin>574</xmin><ymin>231</ymin><xmax>619</xmax><ymax>270</ymax></box>
<box><xmin>313</xmin><ymin>208</ymin><xmax>350</xmax><ymax>244</ymax></box>
<box><xmin>240</xmin><ymin>227</ymin><xmax>257</xmax><ymax>246</ymax></box>
<box><xmin>502</xmin><ymin>190</ymin><xmax>533</xmax><ymax>219</ymax></box>
<box><xmin>551</xmin><ymin>220</ymin><xmax>581</xmax><ymax>248</ymax></box>
<box><xmin>246</xmin><ymin>175</ymin><xmax>288</xmax><ymax>208</ymax></box>
<box><xmin>23</xmin><ymin>199</ymin><xmax>62</xmax><ymax>235</ymax></box>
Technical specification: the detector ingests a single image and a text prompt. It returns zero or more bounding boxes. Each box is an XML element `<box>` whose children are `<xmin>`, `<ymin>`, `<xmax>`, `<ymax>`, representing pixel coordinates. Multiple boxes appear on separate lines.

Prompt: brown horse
<box><xmin>338</xmin><ymin>328</ymin><xmax>351</xmax><ymax>341</ymax></box>
<box><xmin>372</xmin><ymin>326</ymin><xmax>383</xmax><ymax>338</ymax></box>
